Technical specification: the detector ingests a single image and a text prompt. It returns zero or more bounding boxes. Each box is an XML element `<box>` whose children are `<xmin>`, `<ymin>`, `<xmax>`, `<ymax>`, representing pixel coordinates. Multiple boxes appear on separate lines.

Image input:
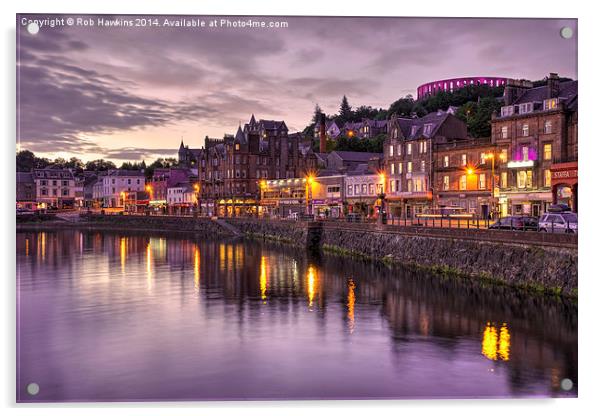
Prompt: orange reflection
<box><xmin>39</xmin><ymin>232</ymin><xmax>47</xmax><ymax>260</ymax></box>
<box><xmin>193</xmin><ymin>245</ymin><xmax>201</xmax><ymax>290</ymax></box>
<box><xmin>25</xmin><ymin>238</ymin><xmax>29</xmax><ymax>256</ymax></box>
<box><xmin>146</xmin><ymin>242</ymin><xmax>153</xmax><ymax>289</ymax></box>
<box><xmin>307</xmin><ymin>265</ymin><xmax>317</xmax><ymax>308</ymax></box>
<box><xmin>482</xmin><ymin>322</ymin><xmax>511</xmax><ymax>361</ymax></box>
<box><xmin>347</xmin><ymin>278</ymin><xmax>356</xmax><ymax>333</ymax></box>
<box><xmin>120</xmin><ymin>237</ymin><xmax>127</xmax><ymax>274</ymax></box>
<box><xmin>260</xmin><ymin>255</ymin><xmax>268</xmax><ymax>302</ymax></box>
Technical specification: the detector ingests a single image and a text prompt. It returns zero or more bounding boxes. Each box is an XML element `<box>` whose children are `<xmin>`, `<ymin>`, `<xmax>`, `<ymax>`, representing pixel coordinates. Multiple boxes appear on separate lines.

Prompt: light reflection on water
<box><xmin>16</xmin><ymin>230</ymin><xmax>577</xmax><ymax>402</ymax></box>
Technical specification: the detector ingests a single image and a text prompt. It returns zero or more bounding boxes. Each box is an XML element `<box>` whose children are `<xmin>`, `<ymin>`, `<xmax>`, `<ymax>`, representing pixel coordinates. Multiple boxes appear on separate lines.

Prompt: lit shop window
<box><xmin>544</xmin><ymin>169</ymin><xmax>552</xmax><ymax>187</ymax></box>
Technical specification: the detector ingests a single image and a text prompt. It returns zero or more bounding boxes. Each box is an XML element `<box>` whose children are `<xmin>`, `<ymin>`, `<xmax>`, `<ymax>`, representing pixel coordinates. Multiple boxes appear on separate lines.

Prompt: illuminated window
<box><xmin>390</xmin><ymin>163</ymin><xmax>395</xmax><ymax>175</ymax></box>
<box><xmin>526</xmin><ymin>170</ymin><xmax>533</xmax><ymax>188</ymax></box>
<box><xmin>517</xmin><ymin>171</ymin><xmax>527</xmax><ymax>188</ymax></box>
<box><xmin>544</xmin><ymin>120</ymin><xmax>553</xmax><ymax>134</ymax></box>
<box><xmin>407</xmin><ymin>161</ymin><xmax>413</xmax><ymax>173</ymax></box>
<box><xmin>500</xmin><ymin>149</ymin><xmax>508</xmax><ymax>163</ymax></box>
<box><xmin>407</xmin><ymin>143</ymin><xmax>412</xmax><ymax>155</ymax></box>
<box><xmin>414</xmin><ymin>178</ymin><xmax>424</xmax><ymax>192</ymax></box>
<box><xmin>443</xmin><ymin>176</ymin><xmax>450</xmax><ymax>190</ymax></box>
<box><xmin>461</xmin><ymin>154</ymin><xmax>467</xmax><ymax>166</ymax></box>
<box><xmin>544</xmin><ymin>143</ymin><xmax>552</xmax><ymax>160</ymax></box>
<box><xmin>423</xmin><ymin>124</ymin><xmax>433</xmax><ymax>136</ymax></box>
<box><xmin>480</xmin><ymin>153</ymin><xmax>486</xmax><ymax>165</ymax></box>
<box><xmin>398</xmin><ymin>162</ymin><xmax>403</xmax><ymax>174</ymax></box>
<box><xmin>479</xmin><ymin>173</ymin><xmax>486</xmax><ymax>189</ymax></box>
<box><xmin>459</xmin><ymin>175</ymin><xmax>467</xmax><ymax>191</ymax></box>
<box><xmin>235</xmin><ymin>143</ymin><xmax>240</xmax><ymax>150</ymax></box>
<box><xmin>389</xmin><ymin>180</ymin><xmax>396</xmax><ymax>193</ymax></box>
<box><xmin>501</xmin><ymin>172</ymin><xmax>507</xmax><ymax>188</ymax></box>
<box><xmin>544</xmin><ymin>98</ymin><xmax>558</xmax><ymax>110</ymax></box>
<box><xmin>443</xmin><ymin>155</ymin><xmax>449</xmax><ymax>167</ymax></box>
<box><xmin>420</xmin><ymin>160</ymin><xmax>426</xmax><ymax>172</ymax></box>
<box><xmin>407</xmin><ymin>179</ymin><xmax>413</xmax><ymax>192</ymax></box>
<box><xmin>544</xmin><ymin>169</ymin><xmax>552</xmax><ymax>187</ymax></box>
<box><xmin>389</xmin><ymin>145</ymin><xmax>394</xmax><ymax>157</ymax></box>
<box><xmin>397</xmin><ymin>145</ymin><xmax>402</xmax><ymax>156</ymax></box>
<box><xmin>522</xmin><ymin>146</ymin><xmax>529</xmax><ymax>161</ymax></box>
<box><xmin>522</xmin><ymin>124</ymin><xmax>529</xmax><ymax>137</ymax></box>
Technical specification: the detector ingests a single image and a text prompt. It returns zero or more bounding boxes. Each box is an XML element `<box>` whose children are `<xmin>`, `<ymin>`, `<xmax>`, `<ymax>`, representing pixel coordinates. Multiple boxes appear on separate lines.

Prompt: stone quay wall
<box><xmin>226</xmin><ymin>219</ymin><xmax>578</xmax><ymax>296</ymax></box>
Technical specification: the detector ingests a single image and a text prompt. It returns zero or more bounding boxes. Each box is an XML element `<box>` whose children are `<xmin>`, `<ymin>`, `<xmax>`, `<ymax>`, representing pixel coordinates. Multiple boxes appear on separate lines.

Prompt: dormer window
<box><xmin>518</xmin><ymin>102</ymin><xmax>533</xmax><ymax>114</ymax></box>
<box><xmin>543</xmin><ymin>98</ymin><xmax>558</xmax><ymax>111</ymax></box>
<box><xmin>411</xmin><ymin>126</ymin><xmax>419</xmax><ymax>136</ymax></box>
<box><xmin>392</xmin><ymin>128</ymin><xmax>398</xmax><ymax>139</ymax></box>
<box><xmin>423</xmin><ymin>124</ymin><xmax>433</xmax><ymax>136</ymax></box>
<box><xmin>500</xmin><ymin>106</ymin><xmax>514</xmax><ymax>117</ymax></box>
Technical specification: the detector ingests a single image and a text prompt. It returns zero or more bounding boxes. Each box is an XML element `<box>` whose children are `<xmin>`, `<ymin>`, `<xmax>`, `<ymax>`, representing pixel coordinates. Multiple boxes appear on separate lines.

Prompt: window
<box><xmin>397</xmin><ymin>145</ymin><xmax>402</xmax><ymax>156</ymax></box>
<box><xmin>423</xmin><ymin>124</ymin><xmax>433</xmax><ymax>136</ymax></box>
<box><xmin>517</xmin><ymin>171</ymin><xmax>527</xmax><ymax>188</ymax></box>
<box><xmin>398</xmin><ymin>162</ymin><xmax>403</xmax><ymax>174</ymax></box>
<box><xmin>62</xmin><ymin>180</ymin><xmax>69</xmax><ymax>186</ymax></box>
<box><xmin>544</xmin><ymin>169</ymin><xmax>552</xmax><ymax>187</ymax></box>
<box><xmin>411</xmin><ymin>126</ymin><xmax>418</xmax><ymax>136</ymax></box>
<box><xmin>480</xmin><ymin>153</ymin><xmax>486</xmax><ymax>165</ymax></box>
<box><xmin>414</xmin><ymin>178</ymin><xmax>424</xmax><ymax>192</ymax></box>
<box><xmin>461</xmin><ymin>154</ymin><xmax>467</xmax><ymax>166</ymax></box>
<box><xmin>389</xmin><ymin>180</ymin><xmax>396</xmax><ymax>193</ymax></box>
<box><xmin>407</xmin><ymin>179</ymin><xmax>413</xmax><ymax>192</ymax></box>
<box><xmin>361</xmin><ymin>184</ymin><xmax>367</xmax><ymax>194</ymax></box>
<box><xmin>526</xmin><ymin>170</ymin><xmax>533</xmax><ymax>188</ymax></box>
<box><xmin>501</xmin><ymin>172</ymin><xmax>507</xmax><ymax>188</ymax></box>
<box><xmin>369</xmin><ymin>184</ymin><xmax>374</xmax><ymax>195</ymax></box>
<box><xmin>522</xmin><ymin>124</ymin><xmax>529</xmax><ymax>137</ymax></box>
<box><xmin>520</xmin><ymin>146</ymin><xmax>529</xmax><ymax>161</ymax></box>
<box><xmin>443</xmin><ymin>155</ymin><xmax>449</xmax><ymax>167</ymax></box>
<box><xmin>443</xmin><ymin>176</ymin><xmax>449</xmax><ymax>191</ymax></box>
<box><xmin>52</xmin><ymin>180</ymin><xmax>57</xmax><ymax>186</ymax></box>
<box><xmin>392</xmin><ymin>129</ymin><xmax>398</xmax><ymax>139</ymax></box>
<box><xmin>501</xmin><ymin>126</ymin><xmax>508</xmax><ymax>139</ymax></box>
<box><xmin>501</xmin><ymin>106</ymin><xmax>514</xmax><ymax>117</ymax></box>
<box><xmin>347</xmin><ymin>185</ymin><xmax>353</xmax><ymax>195</ymax></box>
<box><xmin>500</xmin><ymin>149</ymin><xmax>508</xmax><ymax>163</ymax></box>
<box><xmin>544</xmin><ymin>120</ymin><xmax>553</xmax><ymax>134</ymax></box>
<box><xmin>519</xmin><ymin>103</ymin><xmax>533</xmax><ymax>114</ymax></box>
<box><xmin>420</xmin><ymin>160</ymin><xmax>426</xmax><ymax>172</ymax></box>
<box><xmin>544</xmin><ymin>98</ymin><xmax>558</xmax><ymax>110</ymax></box>
<box><xmin>390</xmin><ymin>163</ymin><xmax>395</xmax><ymax>175</ymax></box>
<box><xmin>407</xmin><ymin>161</ymin><xmax>413</xmax><ymax>173</ymax></box>
<box><xmin>389</xmin><ymin>145</ymin><xmax>394</xmax><ymax>157</ymax></box>
<box><xmin>406</xmin><ymin>143</ymin><xmax>412</xmax><ymax>155</ymax></box>
<box><xmin>543</xmin><ymin>143</ymin><xmax>552</xmax><ymax>160</ymax></box>
<box><xmin>479</xmin><ymin>174</ymin><xmax>486</xmax><ymax>189</ymax></box>
<box><xmin>459</xmin><ymin>175</ymin><xmax>467</xmax><ymax>191</ymax></box>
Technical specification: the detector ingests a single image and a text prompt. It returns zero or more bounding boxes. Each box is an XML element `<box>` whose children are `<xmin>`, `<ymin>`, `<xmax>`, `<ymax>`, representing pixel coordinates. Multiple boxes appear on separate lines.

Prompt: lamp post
<box><xmin>193</xmin><ymin>183</ymin><xmax>200</xmax><ymax>216</ymax></box>
<box><xmin>484</xmin><ymin>152</ymin><xmax>497</xmax><ymax>219</ymax></box>
<box><xmin>378</xmin><ymin>171</ymin><xmax>386</xmax><ymax>224</ymax></box>
<box><xmin>305</xmin><ymin>175</ymin><xmax>314</xmax><ymax>217</ymax></box>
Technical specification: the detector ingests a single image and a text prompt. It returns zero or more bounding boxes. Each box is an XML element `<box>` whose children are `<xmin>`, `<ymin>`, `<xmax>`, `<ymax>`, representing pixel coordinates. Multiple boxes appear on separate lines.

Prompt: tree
<box><xmin>311</xmin><ymin>103</ymin><xmax>323</xmax><ymax>124</ymax></box>
<box><xmin>16</xmin><ymin>150</ymin><xmax>35</xmax><ymax>172</ymax></box>
<box><xmin>338</xmin><ymin>95</ymin><xmax>353</xmax><ymax>123</ymax></box>
<box><xmin>455</xmin><ymin>96</ymin><xmax>502</xmax><ymax>138</ymax></box>
<box><xmin>85</xmin><ymin>159</ymin><xmax>116</xmax><ymax>172</ymax></box>
<box><xmin>387</xmin><ymin>95</ymin><xmax>416</xmax><ymax>118</ymax></box>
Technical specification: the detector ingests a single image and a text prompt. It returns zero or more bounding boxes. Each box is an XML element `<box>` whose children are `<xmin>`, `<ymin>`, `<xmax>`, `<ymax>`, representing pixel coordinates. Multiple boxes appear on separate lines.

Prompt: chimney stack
<box><xmin>547</xmin><ymin>72</ymin><xmax>560</xmax><ymax>99</ymax></box>
<box><xmin>319</xmin><ymin>113</ymin><xmax>327</xmax><ymax>153</ymax></box>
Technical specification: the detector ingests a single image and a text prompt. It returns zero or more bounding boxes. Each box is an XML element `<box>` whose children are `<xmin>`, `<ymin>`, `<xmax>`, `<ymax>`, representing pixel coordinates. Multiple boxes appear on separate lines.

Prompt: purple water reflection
<box><xmin>16</xmin><ymin>230</ymin><xmax>577</xmax><ymax>402</ymax></box>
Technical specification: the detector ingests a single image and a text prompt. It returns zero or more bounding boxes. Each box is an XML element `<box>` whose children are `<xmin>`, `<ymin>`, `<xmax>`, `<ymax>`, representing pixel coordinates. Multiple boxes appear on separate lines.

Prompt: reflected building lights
<box><xmin>146</xmin><ymin>242</ymin><xmax>153</xmax><ymax>289</ymax></box>
<box><xmin>25</xmin><ymin>238</ymin><xmax>29</xmax><ymax>256</ymax></box>
<box><xmin>194</xmin><ymin>245</ymin><xmax>201</xmax><ymax>290</ymax></box>
<box><xmin>120</xmin><ymin>237</ymin><xmax>127</xmax><ymax>274</ymax></box>
<box><xmin>347</xmin><ymin>278</ymin><xmax>356</xmax><ymax>334</ymax></box>
<box><xmin>482</xmin><ymin>322</ymin><xmax>511</xmax><ymax>361</ymax></box>
<box><xmin>260</xmin><ymin>255</ymin><xmax>268</xmax><ymax>302</ymax></box>
<box><xmin>307</xmin><ymin>265</ymin><xmax>317</xmax><ymax>308</ymax></box>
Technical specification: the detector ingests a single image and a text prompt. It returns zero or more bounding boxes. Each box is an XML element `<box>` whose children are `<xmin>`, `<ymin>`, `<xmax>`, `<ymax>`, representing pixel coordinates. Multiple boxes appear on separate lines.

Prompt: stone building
<box><xmin>190</xmin><ymin>115</ymin><xmax>319</xmax><ymax>216</ymax></box>
<box><xmin>383</xmin><ymin>110</ymin><xmax>468</xmax><ymax>218</ymax></box>
<box><xmin>33</xmin><ymin>166</ymin><xmax>77</xmax><ymax>209</ymax></box>
<box><xmin>491</xmin><ymin>73</ymin><xmax>578</xmax><ymax>216</ymax></box>
<box><xmin>16</xmin><ymin>171</ymin><xmax>36</xmax><ymax>210</ymax></box>
<box><xmin>433</xmin><ymin>138</ymin><xmax>497</xmax><ymax>218</ymax></box>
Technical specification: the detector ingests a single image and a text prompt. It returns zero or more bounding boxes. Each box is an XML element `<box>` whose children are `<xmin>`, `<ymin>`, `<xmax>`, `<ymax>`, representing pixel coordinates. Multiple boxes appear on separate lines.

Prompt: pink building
<box><xmin>417</xmin><ymin>76</ymin><xmax>507</xmax><ymax>100</ymax></box>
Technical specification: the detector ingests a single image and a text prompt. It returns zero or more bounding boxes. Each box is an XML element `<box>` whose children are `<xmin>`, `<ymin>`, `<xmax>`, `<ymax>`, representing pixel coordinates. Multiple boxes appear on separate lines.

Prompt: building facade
<box><xmin>33</xmin><ymin>167</ymin><xmax>77</xmax><ymax>209</ymax></box>
<box><xmin>433</xmin><ymin>138</ymin><xmax>497</xmax><ymax>218</ymax></box>
<box><xmin>417</xmin><ymin>76</ymin><xmax>507</xmax><ymax>100</ymax></box>
<box><xmin>383</xmin><ymin>110</ymin><xmax>468</xmax><ymax>218</ymax></box>
<box><xmin>491</xmin><ymin>74</ymin><xmax>578</xmax><ymax>216</ymax></box>
<box><xmin>101</xmin><ymin>170</ymin><xmax>146</xmax><ymax>208</ymax></box>
<box><xmin>16</xmin><ymin>172</ymin><xmax>36</xmax><ymax>210</ymax></box>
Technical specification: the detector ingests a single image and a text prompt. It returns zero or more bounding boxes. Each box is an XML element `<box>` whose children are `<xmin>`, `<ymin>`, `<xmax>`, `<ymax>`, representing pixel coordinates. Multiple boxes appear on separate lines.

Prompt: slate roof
<box><xmin>512</xmin><ymin>80</ymin><xmax>578</xmax><ymax>107</ymax></box>
<box><xmin>394</xmin><ymin>111</ymin><xmax>451</xmax><ymax>140</ymax></box>
<box><xmin>330</xmin><ymin>151</ymin><xmax>381</xmax><ymax>162</ymax></box>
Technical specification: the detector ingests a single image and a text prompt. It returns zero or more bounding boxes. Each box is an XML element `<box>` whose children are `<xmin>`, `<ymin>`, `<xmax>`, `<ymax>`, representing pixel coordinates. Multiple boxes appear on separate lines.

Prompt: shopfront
<box><xmin>551</xmin><ymin>161</ymin><xmax>578</xmax><ymax>212</ymax></box>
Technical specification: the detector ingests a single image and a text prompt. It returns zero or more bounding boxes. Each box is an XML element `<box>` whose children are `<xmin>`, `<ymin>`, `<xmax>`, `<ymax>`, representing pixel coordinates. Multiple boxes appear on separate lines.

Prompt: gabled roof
<box><xmin>234</xmin><ymin>125</ymin><xmax>246</xmax><ymax>144</ymax></box>
<box><xmin>393</xmin><ymin>111</ymin><xmax>451</xmax><ymax>140</ymax></box>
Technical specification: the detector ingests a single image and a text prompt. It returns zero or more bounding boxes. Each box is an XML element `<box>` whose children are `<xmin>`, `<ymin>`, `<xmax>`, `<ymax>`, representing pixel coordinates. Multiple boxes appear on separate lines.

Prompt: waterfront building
<box><xmin>148</xmin><ymin>167</ymin><xmax>195</xmax><ymax>211</ymax></box>
<box><xmin>491</xmin><ymin>73</ymin><xmax>578</xmax><ymax>216</ymax></box>
<box><xmin>167</xmin><ymin>182</ymin><xmax>197</xmax><ymax>215</ymax></box>
<box><xmin>190</xmin><ymin>115</ymin><xmax>319</xmax><ymax>217</ymax></box>
<box><xmin>101</xmin><ymin>169</ymin><xmax>146</xmax><ymax>208</ymax></box>
<box><xmin>16</xmin><ymin>171</ymin><xmax>36</xmax><ymax>210</ymax></box>
<box><xmin>433</xmin><ymin>137</ymin><xmax>497</xmax><ymax>218</ymax></box>
<box><xmin>33</xmin><ymin>166</ymin><xmax>77</xmax><ymax>209</ymax></box>
<box><xmin>383</xmin><ymin>110</ymin><xmax>468</xmax><ymax>218</ymax></box>
<box><xmin>344</xmin><ymin>165</ymin><xmax>385</xmax><ymax>218</ymax></box>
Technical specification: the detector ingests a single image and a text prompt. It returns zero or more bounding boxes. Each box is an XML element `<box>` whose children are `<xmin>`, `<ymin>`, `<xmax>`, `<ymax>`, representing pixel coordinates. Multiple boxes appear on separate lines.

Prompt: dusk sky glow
<box><xmin>16</xmin><ymin>15</ymin><xmax>577</xmax><ymax>163</ymax></box>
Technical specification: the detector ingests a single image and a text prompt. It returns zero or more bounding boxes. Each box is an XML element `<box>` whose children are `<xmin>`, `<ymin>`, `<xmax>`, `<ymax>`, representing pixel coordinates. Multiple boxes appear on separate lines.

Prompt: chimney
<box><xmin>503</xmin><ymin>78</ymin><xmax>533</xmax><ymax>106</ymax></box>
<box><xmin>319</xmin><ymin>113</ymin><xmax>327</xmax><ymax>153</ymax></box>
<box><xmin>547</xmin><ymin>72</ymin><xmax>560</xmax><ymax>99</ymax></box>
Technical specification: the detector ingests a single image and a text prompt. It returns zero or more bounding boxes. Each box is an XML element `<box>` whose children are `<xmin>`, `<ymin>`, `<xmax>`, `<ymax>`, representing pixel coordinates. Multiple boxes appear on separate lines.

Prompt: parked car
<box><xmin>488</xmin><ymin>216</ymin><xmax>539</xmax><ymax>231</ymax></box>
<box><xmin>538</xmin><ymin>212</ymin><xmax>578</xmax><ymax>233</ymax></box>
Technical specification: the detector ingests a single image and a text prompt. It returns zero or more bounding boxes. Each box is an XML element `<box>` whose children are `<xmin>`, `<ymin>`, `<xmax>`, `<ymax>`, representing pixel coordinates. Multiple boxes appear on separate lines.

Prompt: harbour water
<box><xmin>16</xmin><ymin>230</ymin><xmax>577</xmax><ymax>401</ymax></box>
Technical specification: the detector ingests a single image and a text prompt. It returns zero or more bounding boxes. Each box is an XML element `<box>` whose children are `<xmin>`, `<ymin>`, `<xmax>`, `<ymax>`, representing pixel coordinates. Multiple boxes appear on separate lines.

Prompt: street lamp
<box><xmin>305</xmin><ymin>174</ymin><xmax>315</xmax><ymax>217</ymax></box>
<box><xmin>193</xmin><ymin>183</ymin><xmax>200</xmax><ymax>216</ymax></box>
<box><xmin>484</xmin><ymin>152</ymin><xmax>497</xmax><ymax>219</ymax></box>
<box><xmin>377</xmin><ymin>171</ymin><xmax>386</xmax><ymax>224</ymax></box>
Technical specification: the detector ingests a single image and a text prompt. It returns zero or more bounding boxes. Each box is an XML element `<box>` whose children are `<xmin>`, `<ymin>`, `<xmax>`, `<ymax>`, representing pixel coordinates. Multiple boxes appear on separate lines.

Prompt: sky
<box><xmin>16</xmin><ymin>15</ymin><xmax>577</xmax><ymax>163</ymax></box>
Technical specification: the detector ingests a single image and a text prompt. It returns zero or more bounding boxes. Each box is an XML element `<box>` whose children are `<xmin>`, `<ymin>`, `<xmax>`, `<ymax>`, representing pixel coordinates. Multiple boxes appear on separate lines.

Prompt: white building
<box><xmin>33</xmin><ymin>167</ymin><xmax>76</xmax><ymax>208</ymax></box>
<box><xmin>102</xmin><ymin>170</ymin><xmax>146</xmax><ymax>208</ymax></box>
<box><xmin>167</xmin><ymin>182</ymin><xmax>196</xmax><ymax>214</ymax></box>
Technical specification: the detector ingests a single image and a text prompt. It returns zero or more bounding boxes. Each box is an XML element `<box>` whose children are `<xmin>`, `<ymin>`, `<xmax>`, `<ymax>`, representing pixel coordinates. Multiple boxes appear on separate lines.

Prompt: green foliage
<box><xmin>334</xmin><ymin>133</ymin><xmax>386</xmax><ymax>153</ymax></box>
<box><xmin>455</xmin><ymin>96</ymin><xmax>502</xmax><ymax>138</ymax></box>
<box><xmin>338</xmin><ymin>95</ymin><xmax>353</xmax><ymax>122</ymax></box>
<box><xmin>84</xmin><ymin>159</ymin><xmax>117</xmax><ymax>172</ymax></box>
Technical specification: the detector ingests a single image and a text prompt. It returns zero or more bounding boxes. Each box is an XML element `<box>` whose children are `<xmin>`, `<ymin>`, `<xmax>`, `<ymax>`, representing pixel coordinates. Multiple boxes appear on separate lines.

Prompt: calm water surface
<box><xmin>16</xmin><ymin>230</ymin><xmax>577</xmax><ymax>401</ymax></box>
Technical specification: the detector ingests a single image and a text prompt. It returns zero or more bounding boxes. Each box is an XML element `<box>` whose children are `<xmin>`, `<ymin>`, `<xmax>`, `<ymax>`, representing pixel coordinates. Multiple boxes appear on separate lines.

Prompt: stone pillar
<box><xmin>306</xmin><ymin>221</ymin><xmax>323</xmax><ymax>254</ymax></box>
